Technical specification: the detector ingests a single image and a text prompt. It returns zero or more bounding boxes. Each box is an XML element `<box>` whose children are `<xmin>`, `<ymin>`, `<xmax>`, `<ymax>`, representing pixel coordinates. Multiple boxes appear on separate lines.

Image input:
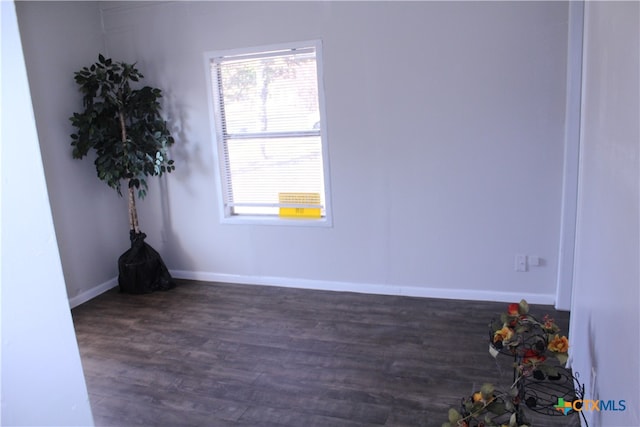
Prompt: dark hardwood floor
<box><xmin>72</xmin><ymin>280</ymin><xmax>578</xmax><ymax>427</ymax></box>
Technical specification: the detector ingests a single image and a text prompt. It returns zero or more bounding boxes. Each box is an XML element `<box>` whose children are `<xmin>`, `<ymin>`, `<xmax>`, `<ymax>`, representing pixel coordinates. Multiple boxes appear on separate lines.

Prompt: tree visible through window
<box><xmin>206</xmin><ymin>41</ymin><xmax>330</xmax><ymax>221</ymax></box>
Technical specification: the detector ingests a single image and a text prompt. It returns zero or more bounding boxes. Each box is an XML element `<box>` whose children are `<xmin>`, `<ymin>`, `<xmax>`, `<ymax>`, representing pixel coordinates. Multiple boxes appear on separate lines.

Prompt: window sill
<box><xmin>220</xmin><ymin>215</ymin><xmax>332</xmax><ymax>227</ymax></box>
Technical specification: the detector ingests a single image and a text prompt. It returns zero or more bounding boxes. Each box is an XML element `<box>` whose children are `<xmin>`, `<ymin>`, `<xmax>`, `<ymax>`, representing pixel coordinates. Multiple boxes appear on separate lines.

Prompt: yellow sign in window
<box><xmin>279</xmin><ymin>193</ymin><xmax>322</xmax><ymax>218</ymax></box>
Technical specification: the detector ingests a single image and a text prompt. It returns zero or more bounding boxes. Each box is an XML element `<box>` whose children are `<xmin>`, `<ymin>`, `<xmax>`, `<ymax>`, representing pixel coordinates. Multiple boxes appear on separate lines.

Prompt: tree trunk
<box><xmin>119</xmin><ymin>110</ymin><xmax>140</xmax><ymax>234</ymax></box>
<box><xmin>128</xmin><ymin>185</ymin><xmax>140</xmax><ymax>234</ymax></box>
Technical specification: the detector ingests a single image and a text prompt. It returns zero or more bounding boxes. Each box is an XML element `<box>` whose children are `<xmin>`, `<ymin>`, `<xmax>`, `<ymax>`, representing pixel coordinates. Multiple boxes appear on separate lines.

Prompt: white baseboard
<box><xmin>169</xmin><ymin>270</ymin><xmax>556</xmax><ymax>305</ymax></box>
<box><xmin>68</xmin><ymin>276</ymin><xmax>118</xmax><ymax>309</ymax></box>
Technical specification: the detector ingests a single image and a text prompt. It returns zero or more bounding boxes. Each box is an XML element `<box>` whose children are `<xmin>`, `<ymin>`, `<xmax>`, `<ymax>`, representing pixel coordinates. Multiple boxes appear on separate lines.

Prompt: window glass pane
<box><xmin>219</xmin><ymin>52</ymin><xmax>319</xmax><ymax>134</ymax></box>
<box><xmin>225</xmin><ymin>136</ymin><xmax>325</xmax><ymax>213</ymax></box>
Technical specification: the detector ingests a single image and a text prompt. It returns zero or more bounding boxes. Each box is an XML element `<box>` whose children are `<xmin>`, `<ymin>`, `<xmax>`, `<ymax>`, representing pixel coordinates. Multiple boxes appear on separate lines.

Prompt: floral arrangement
<box><xmin>443</xmin><ymin>382</ymin><xmax>528</xmax><ymax>427</ymax></box>
<box><xmin>442</xmin><ymin>300</ymin><xmax>571</xmax><ymax>427</ymax></box>
<box><xmin>490</xmin><ymin>299</ymin><xmax>569</xmax><ymax>379</ymax></box>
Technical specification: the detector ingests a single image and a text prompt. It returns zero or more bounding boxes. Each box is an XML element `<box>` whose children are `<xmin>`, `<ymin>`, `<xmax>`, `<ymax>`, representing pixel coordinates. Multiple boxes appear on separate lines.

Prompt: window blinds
<box><xmin>210</xmin><ymin>45</ymin><xmax>326</xmax><ymax>216</ymax></box>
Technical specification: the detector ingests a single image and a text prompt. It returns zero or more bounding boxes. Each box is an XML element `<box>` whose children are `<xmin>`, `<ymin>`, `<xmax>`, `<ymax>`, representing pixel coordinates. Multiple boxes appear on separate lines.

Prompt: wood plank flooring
<box><xmin>72</xmin><ymin>280</ymin><xmax>578</xmax><ymax>427</ymax></box>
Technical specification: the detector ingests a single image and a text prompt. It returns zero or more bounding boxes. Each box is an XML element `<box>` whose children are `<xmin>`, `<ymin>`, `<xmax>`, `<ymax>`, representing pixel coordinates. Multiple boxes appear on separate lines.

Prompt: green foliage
<box><xmin>490</xmin><ymin>300</ymin><xmax>570</xmax><ymax>370</ymax></box>
<box><xmin>445</xmin><ymin>300</ymin><xmax>573</xmax><ymax>426</ymax></box>
<box><xmin>70</xmin><ymin>54</ymin><xmax>175</xmax><ymax>198</ymax></box>
<box><xmin>443</xmin><ymin>383</ymin><xmax>530</xmax><ymax>427</ymax></box>
<box><xmin>448</xmin><ymin>408</ymin><xmax>462</xmax><ymax>424</ymax></box>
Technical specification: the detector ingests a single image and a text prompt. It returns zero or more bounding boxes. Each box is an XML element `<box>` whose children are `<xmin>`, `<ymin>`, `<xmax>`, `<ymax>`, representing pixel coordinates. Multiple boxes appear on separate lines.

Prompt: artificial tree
<box><xmin>70</xmin><ymin>54</ymin><xmax>176</xmax><ymax>293</ymax></box>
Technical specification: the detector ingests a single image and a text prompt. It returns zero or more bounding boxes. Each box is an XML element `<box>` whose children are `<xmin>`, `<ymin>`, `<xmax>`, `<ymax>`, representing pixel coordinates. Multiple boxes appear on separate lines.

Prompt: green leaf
<box><xmin>538</xmin><ymin>364</ymin><xmax>559</xmax><ymax>377</ymax></box>
<box><xmin>519</xmin><ymin>299</ymin><xmax>529</xmax><ymax>314</ymax></box>
<box><xmin>509</xmin><ymin>412</ymin><xmax>518</xmax><ymax>427</ymax></box>
<box><xmin>463</xmin><ymin>400</ymin><xmax>474</xmax><ymax>412</ymax></box>
<box><xmin>486</xmin><ymin>400</ymin><xmax>506</xmax><ymax>415</ymax></box>
<box><xmin>555</xmin><ymin>352</ymin><xmax>569</xmax><ymax>365</ymax></box>
<box><xmin>505</xmin><ymin>399</ymin><xmax>514</xmax><ymax>412</ymax></box>
<box><xmin>500</xmin><ymin>313</ymin><xmax>508</xmax><ymax>325</ymax></box>
<box><xmin>447</xmin><ymin>408</ymin><xmax>462</xmax><ymax>424</ymax></box>
<box><xmin>480</xmin><ymin>383</ymin><xmax>495</xmax><ymax>400</ymax></box>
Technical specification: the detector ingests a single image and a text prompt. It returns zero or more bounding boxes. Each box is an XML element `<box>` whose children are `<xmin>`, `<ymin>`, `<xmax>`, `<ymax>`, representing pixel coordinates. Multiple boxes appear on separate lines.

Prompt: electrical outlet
<box><xmin>528</xmin><ymin>256</ymin><xmax>540</xmax><ymax>267</ymax></box>
<box><xmin>515</xmin><ymin>254</ymin><xmax>527</xmax><ymax>272</ymax></box>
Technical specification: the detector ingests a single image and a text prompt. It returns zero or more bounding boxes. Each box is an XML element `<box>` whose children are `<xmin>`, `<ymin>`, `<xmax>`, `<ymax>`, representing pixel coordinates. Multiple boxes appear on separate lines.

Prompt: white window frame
<box><xmin>204</xmin><ymin>40</ymin><xmax>332</xmax><ymax>227</ymax></box>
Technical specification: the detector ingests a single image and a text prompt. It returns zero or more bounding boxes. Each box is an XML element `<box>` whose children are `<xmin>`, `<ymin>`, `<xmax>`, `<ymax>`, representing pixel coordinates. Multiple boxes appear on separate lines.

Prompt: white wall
<box><xmin>1</xmin><ymin>1</ymin><xmax>94</xmax><ymax>425</ymax></box>
<box><xmin>14</xmin><ymin>1</ymin><xmax>572</xmax><ymax>304</ymax></box>
<box><xmin>97</xmin><ymin>1</ymin><xmax>570</xmax><ymax>303</ymax></box>
<box><xmin>16</xmin><ymin>1</ymin><xmax>130</xmax><ymax>305</ymax></box>
<box><xmin>569</xmin><ymin>2</ymin><xmax>640</xmax><ymax>426</ymax></box>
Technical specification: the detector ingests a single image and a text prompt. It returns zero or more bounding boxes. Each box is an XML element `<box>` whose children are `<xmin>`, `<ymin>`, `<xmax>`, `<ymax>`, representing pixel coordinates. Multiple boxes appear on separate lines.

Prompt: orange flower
<box><xmin>548</xmin><ymin>335</ymin><xmax>569</xmax><ymax>353</ymax></box>
<box><xmin>493</xmin><ymin>326</ymin><xmax>514</xmax><ymax>343</ymax></box>
<box><xmin>507</xmin><ymin>303</ymin><xmax>520</xmax><ymax>316</ymax></box>
<box><xmin>472</xmin><ymin>391</ymin><xmax>495</xmax><ymax>405</ymax></box>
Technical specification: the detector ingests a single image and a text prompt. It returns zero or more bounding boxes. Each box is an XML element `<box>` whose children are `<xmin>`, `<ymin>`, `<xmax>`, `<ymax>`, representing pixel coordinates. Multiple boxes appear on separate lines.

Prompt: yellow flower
<box><xmin>472</xmin><ymin>392</ymin><xmax>483</xmax><ymax>402</ymax></box>
<box><xmin>493</xmin><ymin>325</ymin><xmax>514</xmax><ymax>343</ymax></box>
<box><xmin>548</xmin><ymin>335</ymin><xmax>569</xmax><ymax>353</ymax></box>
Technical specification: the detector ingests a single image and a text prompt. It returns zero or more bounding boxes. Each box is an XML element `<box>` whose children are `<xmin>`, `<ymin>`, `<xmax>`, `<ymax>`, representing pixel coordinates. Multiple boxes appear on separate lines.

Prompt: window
<box><xmin>205</xmin><ymin>41</ymin><xmax>331</xmax><ymax>224</ymax></box>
